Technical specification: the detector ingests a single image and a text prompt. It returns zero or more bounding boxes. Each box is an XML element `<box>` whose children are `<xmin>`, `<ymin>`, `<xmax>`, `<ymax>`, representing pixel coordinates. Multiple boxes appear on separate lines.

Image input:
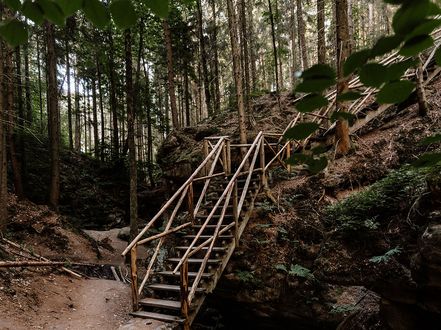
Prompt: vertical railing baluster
<box><xmin>180</xmin><ymin>260</ymin><xmax>190</xmax><ymax>330</ymax></box>
<box><xmin>233</xmin><ymin>180</ymin><xmax>239</xmax><ymax>247</ymax></box>
<box><xmin>226</xmin><ymin>139</ymin><xmax>231</xmax><ymax>175</ymax></box>
<box><xmin>286</xmin><ymin>142</ymin><xmax>292</xmax><ymax>174</ymax></box>
<box><xmin>187</xmin><ymin>182</ymin><xmax>194</xmax><ymax>224</ymax></box>
<box><xmin>260</xmin><ymin>136</ymin><xmax>267</xmax><ymax>188</ymax></box>
<box><xmin>130</xmin><ymin>246</ymin><xmax>139</xmax><ymax>312</ymax></box>
<box><xmin>203</xmin><ymin>139</ymin><xmax>209</xmax><ymax>176</ymax></box>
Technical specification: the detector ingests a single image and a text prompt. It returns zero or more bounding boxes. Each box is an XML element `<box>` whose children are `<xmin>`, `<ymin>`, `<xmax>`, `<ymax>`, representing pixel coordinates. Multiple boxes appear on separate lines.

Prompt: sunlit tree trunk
<box><xmin>317</xmin><ymin>0</ymin><xmax>326</xmax><ymax>64</ymax></box>
<box><xmin>296</xmin><ymin>0</ymin><xmax>309</xmax><ymax>70</ymax></box>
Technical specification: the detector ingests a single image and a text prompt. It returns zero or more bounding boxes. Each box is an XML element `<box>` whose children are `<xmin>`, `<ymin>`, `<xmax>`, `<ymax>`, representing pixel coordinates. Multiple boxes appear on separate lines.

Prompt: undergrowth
<box><xmin>326</xmin><ymin>167</ymin><xmax>428</xmax><ymax>235</ymax></box>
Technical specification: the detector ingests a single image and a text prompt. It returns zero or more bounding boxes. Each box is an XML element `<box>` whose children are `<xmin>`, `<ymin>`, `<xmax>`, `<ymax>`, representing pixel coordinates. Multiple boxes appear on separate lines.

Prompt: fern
<box><xmin>369</xmin><ymin>247</ymin><xmax>402</xmax><ymax>264</ymax></box>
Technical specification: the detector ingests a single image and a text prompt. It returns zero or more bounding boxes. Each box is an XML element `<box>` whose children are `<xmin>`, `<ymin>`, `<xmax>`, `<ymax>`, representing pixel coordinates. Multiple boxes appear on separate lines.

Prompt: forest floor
<box><xmin>0</xmin><ymin>196</ymin><xmax>162</xmax><ymax>330</ymax></box>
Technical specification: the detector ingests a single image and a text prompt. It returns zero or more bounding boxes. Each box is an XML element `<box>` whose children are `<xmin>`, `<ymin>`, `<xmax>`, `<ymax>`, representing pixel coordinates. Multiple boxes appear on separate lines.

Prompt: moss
<box><xmin>326</xmin><ymin>167</ymin><xmax>428</xmax><ymax>234</ymax></box>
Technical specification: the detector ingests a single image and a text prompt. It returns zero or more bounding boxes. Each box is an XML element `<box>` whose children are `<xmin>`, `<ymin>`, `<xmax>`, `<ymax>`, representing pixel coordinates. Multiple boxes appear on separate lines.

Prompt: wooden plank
<box><xmin>176</xmin><ymin>246</ymin><xmax>227</xmax><ymax>251</ymax></box>
<box><xmin>130</xmin><ymin>311</ymin><xmax>184</xmax><ymax>323</ymax></box>
<box><xmin>148</xmin><ymin>284</ymin><xmax>205</xmax><ymax>292</ymax></box>
<box><xmin>158</xmin><ymin>271</ymin><xmax>213</xmax><ymax>278</ymax></box>
<box><xmin>167</xmin><ymin>258</ymin><xmax>222</xmax><ymax>264</ymax></box>
<box><xmin>139</xmin><ymin>298</ymin><xmax>181</xmax><ymax>310</ymax></box>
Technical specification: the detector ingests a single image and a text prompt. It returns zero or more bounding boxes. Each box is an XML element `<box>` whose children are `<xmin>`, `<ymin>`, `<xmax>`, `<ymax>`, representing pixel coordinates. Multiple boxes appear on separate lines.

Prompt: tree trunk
<box><xmin>290</xmin><ymin>2</ymin><xmax>298</xmax><ymax>89</ymax></box>
<box><xmin>247</xmin><ymin>0</ymin><xmax>258</xmax><ymax>93</ymax></box>
<box><xmin>210</xmin><ymin>0</ymin><xmax>221</xmax><ymax>113</ymax></box>
<box><xmin>65</xmin><ymin>24</ymin><xmax>73</xmax><ymax>150</ymax></box>
<box><xmin>296</xmin><ymin>0</ymin><xmax>309</xmax><ymax>70</ymax></box>
<box><xmin>417</xmin><ymin>61</ymin><xmax>428</xmax><ymax>117</ymax></box>
<box><xmin>226</xmin><ymin>0</ymin><xmax>248</xmax><ymax>151</ymax></box>
<box><xmin>268</xmin><ymin>0</ymin><xmax>280</xmax><ymax>94</ymax></box>
<box><xmin>46</xmin><ymin>22</ymin><xmax>60</xmax><ymax>209</ymax></box>
<box><xmin>24</xmin><ymin>39</ymin><xmax>32</xmax><ymax>125</ymax></box>
<box><xmin>335</xmin><ymin>0</ymin><xmax>351</xmax><ymax>156</ymax></box>
<box><xmin>108</xmin><ymin>30</ymin><xmax>119</xmax><ymax>158</ymax></box>
<box><xmin>125</xmin><ymin>29</ymin><xmax>138</xmax><ymax>242</ymax></box>
<box><xmin>163</xmin><ymin>20</ymin><xmax>180</xmax><ymax>129</ymax></box>
<box><xmin>240</xmin><ymin>0</ymin><xmax>251</xmax><ymax>114</ymax></box>
<box><xmin>92</xmin><ymin>77</ymin><xmax>99</xmax><ymax>158</ymax></box>
<box><xmin>317</xmin><ymin>0</ymin><xmax>326</xmax><ymax>64</ymax></box>
<box><xmin>74</xmin><ymin>66</ymin><xmax>81</xmax><ymax>152</ymax></box>
<box><xmin>0</xmin><ymin>25</ymin><xmax>8</xmax><ymax>230</ymax></box>
<box><xmin>197</xmin><ymin>0</ymin><xmax>212</xmax><ymax>117</ymax></box>
<box><xmin>36</xmin><ymin>33</ymin><xmax>44</xmax><ymax>131</ymax></box>
<box><xmin>97</xmin><ymin>57</ymin><xmax>105</xmax><ymax>161</ymax></box>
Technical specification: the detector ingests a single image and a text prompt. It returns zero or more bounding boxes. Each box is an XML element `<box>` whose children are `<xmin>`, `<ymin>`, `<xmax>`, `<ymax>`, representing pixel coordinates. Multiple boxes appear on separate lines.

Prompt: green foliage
<box><xmin>110</xmin><ymin>0</ymin><xmax>137</xmax><ymax>29</ymax></box>
<box><xmin>296</xmin><ymin>94</ymin><xmax>329</xmax><ymax>113</ymax></box>
<box><xmin>377</xmin><ymin>80</ymin><xmax>415</xmax><ymax>104</ymax></box>
<box><xmin>285</xmin><ymin>123</ymin><xmax>320</xmax><ymax>140</ymax></box>
<box><xmin>326</xmin><ymin>168</ymin><xmax>427</xmax><ymax>235</ymax></box>
<box><xmin>369</xmin><ymin>247</ymin><xmax>402</xmax><ymax>264</ymax></box>
<box><xmin>330</xmin><ymin>304</ymin><xmax>359</xmax><ymax>315</ymax></box>
<box><xmin>275</xmin><ymin>264</ymin><xmax>315</xmax><ymax>280</ymax></box>
<box><xmin>0</xmin><ymin>19</ymin><xmax>28</xmax><ymax>47</ymax></box>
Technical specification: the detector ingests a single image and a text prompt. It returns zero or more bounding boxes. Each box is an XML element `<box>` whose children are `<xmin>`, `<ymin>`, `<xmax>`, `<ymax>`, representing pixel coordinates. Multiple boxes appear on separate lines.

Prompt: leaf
<box><xmin>284</xmin><ymin>123</ymin><xmax>320</xmax><ymax>141</ymax></box>
<box><xmin>296</xmin><ymin>94</ymin><xmax>328</xmax><ymax>113</ymax></box>
<box><xmin>311</xmin><ymin>145</ymin><xmax>327</xmax><ymax>155</ymax></box>
<box><xmin>377</xmin><ymin>80</ymin><xmax>415</xmax><ymax>104</ymax></box>
<box><xmin>420</xmin><ymin>134</ymin><xmax>441</xmax><ymax>145</ymax></box>
<box><xmin>330</xmin><ymin>111</ymin><xmax>356</xmax><ymax>123</ymax></box>
<box><xmin>83</xmin><ymin>0</ymin><xmax>110</xmax><ymax>29</ymax></box>
<box><xmin>289</xmin><ymin>264</ymin><xmax>315</xmax><ymax>280</ymax></box>
<box><xmin>286</xmin><ymin>153</ymin><xmax>311</xmax><ymax>166</ymax></box>
<box><xmin>37</xmin><ymin>0</ymin><xmax>66</xmax><ymax>26</ymax></box>
<box><xmin>336</xmin><ymin>91</ymin><xmax>362</xmax><ymax>102</ymax></box>
<box><xmin>56</xmin><ymin>0</ymin><xmax>84</xmax><ymax>16</ymax></box>
<box><xmin>413</xmin><ymin>153</ymin><xmax>441</xmax><ymax>167</ymax></box>
<box><xmin>275</xmin><ymin>264</ymin><xmax>288</xmax><ymax>272</ymax></box>
<box><xmin>371</xmin><ymin>35</ymin><xmax>403</xmax><ymax>58</ymax></box>
<box><xmin>387</xmin><ymin>58</ymin><xmax>418</xmax><ymax>81</ymax></box>
<box><xmin>0</xmin><ymin>19</ymin><xmax>28</xmax><ymax>47</ymax></box>
<box><xmin>301</xmin><ymin>64</ymin><xmax>336</xmax><ymax>80</ymax></box>
<box><xmin>343</xmin><ymin>49</ymin><xmax>371</xmax><ymax>76</ymax></box>
<box><xmin>406</xmin><ymin>19</ymin><xmax>441</xmax><ymax>40</ymax></box>
<box><xmin>393</xmin><ymin>0</ymin><xmax>434</xmax><ymax>36</ymax></box>
<box><xmin>296</xmin><ymin>79</ymin><xmax>334</xmax><ymax>93</ymax></box>
<box><xmin>110</xmin><ymin>0</ymin><xmax>137</xmax><ymax>29</ymax></box>
<box><xmin>359</xmin><ymin>63</ymin><xmax>388</xmax><ymax>88</ymax></box>
<box><xmin>142</xmin><ymin>0</ymin><xmax>170</xmax><ymax>18</ymax></box>
<box><xmin>22</xmin><ymin>0</ymin><xmax>45</xmax><ymax>25</ymax></box>
<box><xmin>306</xmin><ymin>157</ymin><xmax>328</xmax><ymax>174</ymax></box>
<box><xmin>399</xmin><ymin>35</ymin><xmax>434</xmax><ymax>57</ymax></box>
<box><xmin>5</xmin><ymin>0</ymin><xmax>21</xmax><ymax>11</ymax></box>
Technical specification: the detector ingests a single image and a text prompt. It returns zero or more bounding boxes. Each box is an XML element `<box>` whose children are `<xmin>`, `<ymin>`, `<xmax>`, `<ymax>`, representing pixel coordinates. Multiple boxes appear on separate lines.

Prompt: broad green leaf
<box><xmin>371</xmin><ymin>35</ymin><xmax>403</xmax><ymax>58</ymax></box>
<box><xmin>420</xmin><ymin>134</ymin><xmax>441</xmax><ymax>145</ymax></box>
<box><xmin>0</xmin><ymin>19</ymin><xmax>28</xmax><ymax>47</ymax></box>
<box><xmin>56</xmin><ymin>0</ymin><xmax>83</xmax><ymax>16</ymax></box>
<box><xmin>387</xmin><ymin>59</ymin><xmax>417</xmax><ymax>81</ymax></box>
<box><xmin>296</xmin><ymin>79</ymin><xmax>334</xmax><ymax>93</ymax></box>
<box><xmin>359</xmin><ymin>63</ymin><xmax>388</xmax><ymax>88</ymax></box>
<box><xmin>22</xmin><ymin>0</ymin><xmax>45</xmax><ymax>25</ymax></box>
<box><xmin>110</xmin><ymin>0</ymin><xmax>137</xmax><ymax>29</ymax></box>
<box><xmin>344</xmin><ymin>49</ymin><xmax>371</xmax><ymax>76</ymax></box>
<box><xmin>399</xmin><ymin>35</ymin><xmax>433</xmax><ymax>57</ymax></box>
<box><xmin>377</xmin><ymin>80</ymin><xmax>414</xmax><ymax>104</ymax></box>
<box><xmin>37</xmin><ymin>0</ymin><xmax>66</xmax><ymax>26</ymax></box>
<box><xmin>406</xmin><ymin>19</ymin><xmax>441</xmax><ymax>40</ymax></box>
<box><xmin>306</xmin><ymin>157</ymin><xmax>328</xmax><ymax>174</ymax></box>
<box><xmin>5</xmin><ymin>0</ymin><xmax>21</xmax><ymax>11</ymax></box>
<box><xmin>413</xmin><ymin>153</ymin><xmax>441</xmax><ymax>168</ymax></box>
<box><xmin>296</xmin><ymin>94</ymin><xmax>328</xmax><ymax>113</ymax></box>
<box><xmin>311</xmin><ymin>145</ymin><xmax>327</xmax><ymax>155</ymax></box>
<box><xmin>284</xmin><ymin>122</ymin><xmax>320</xmax><ymax>141</ymax></box>
<box><xmin>83</xmin><ymin>0</ymin><xmax>110</xmax><ymax>29</ymax></box>
<box><xmin>336</xmin><ymin>91</ymin><xmax>362</xmax><ymax>102</ymax></box>
<box><xmin>286</xmin><ymin>153</ymin><xmax>310</xmax><ymax>165</ymax></box>
<box><xmin>435</xmin><ymin>47</ymin><xmax>441</xmax><ymax>66</ymax></box>
<box><xmin>142</xmin><ymin>0</ymin><xmax>170</xmax><ymax>18</ymax></box>
<box><xmin>301</xmin><ymin>64</ymin><xmax>336</xmax><ymax>80</ymax></box>
<box><xmin>330</xmin><ymin>111</ymin><xmax>356</xmax><ymax>123</ymax></box>
<box><xmin>393</xmin><ymin>0</ymin><xmax>433</xmax><ymax>36</ymax></box>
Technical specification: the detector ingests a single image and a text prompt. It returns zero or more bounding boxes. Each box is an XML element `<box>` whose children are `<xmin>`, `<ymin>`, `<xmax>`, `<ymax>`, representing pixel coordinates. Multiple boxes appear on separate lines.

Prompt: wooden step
<box><xmin>157</xmin><ymin>271</ymin><xmax>213</xmax><ymax>278</ymax></box>
<box><xmin>183</xmin><ymin>235</ymin><xmax>233</xmax><ymax>240</ymax></box>
<box><xmin>167</xmin><ymin>258</ymin><xmax>222</xmax><ymax>264</ymax></box>
<box><xmin>148</xmin><ymin>283</ymin><xmax>206</xmax><ymax>293</ymax></box>
<box><xmin>139</xmin><ymin>297</ymin><xmax>181</xmax><ymax>310</ymax></box>
<box><xmin>193</xmin><ymin>224</ymin><xmax>230</xmax><ymax>229</ymax></box>
<box><xmin>195</xmin><ymin>214</ymin><xmax>234</xmax><ymax>219</ymax></box>
<box><xmin>176</xmin><ymin>246</ymin><xmax>227</xmax><ymax>252</ymax></box>
<box><xmin>130</xmin><ymin>311</ymin><xmax>184</xmax><ymax>323</ymax></box>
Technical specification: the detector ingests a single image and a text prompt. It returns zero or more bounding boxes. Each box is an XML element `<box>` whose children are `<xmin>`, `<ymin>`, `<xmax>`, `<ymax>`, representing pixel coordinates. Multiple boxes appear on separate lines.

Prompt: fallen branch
<box><xmin>1</xmin><ymin>237</ymin><xmax>82</xmax><ymax>278</ymax></box>
<box><xmin>0</xmin><ymin>261</ymin><xmax>66</xmax><ymax>268</ymax></box>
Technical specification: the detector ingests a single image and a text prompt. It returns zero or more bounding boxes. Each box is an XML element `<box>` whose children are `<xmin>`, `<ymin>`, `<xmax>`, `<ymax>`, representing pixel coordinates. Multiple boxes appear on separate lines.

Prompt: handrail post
<box><xmin>233</xmin><ymin>180</ymin><xmax>239</xmax><ymax>247</ymax></box>
<box><xmin>226</xmin><ymin>139</ymin><xmax>231</xmax><ymax>175</ymax></box>
<box><xmin>286</xmin><ymin>142</ymin><xmax>292</xmax><ymax>174</ymax></box>
<box><xmin>222</xmin><ymin>140</ymin><xmax>230</xmax><ymax>176</ymax></box>
<box><xmin>202</xmin><ymin>139</ymin><xmax>209</xmax><ymax>176</ymax></box>
<box><xmin>260</xmin><ymin>137</ymin><xmax>267</xmax><ymax>188</ymax></box>
<box><xmin>130</xmin><ymin>246</ymin><xmax>139</xmax><ymax>312</ymax></box>
<box><xmin>187</xmin><ymin>182</ymin><xmax>195</xmax><ymax>224</ymax></box>
<box><xmin>180</xmin><ymin>260</ymin><xmax>190</xmax><ymax>330</ymax></box>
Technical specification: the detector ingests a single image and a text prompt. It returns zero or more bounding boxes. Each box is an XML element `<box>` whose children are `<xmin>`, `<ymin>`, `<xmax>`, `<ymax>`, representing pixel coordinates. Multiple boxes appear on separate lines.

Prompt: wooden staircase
<box><xmin>122</xmin><ymin>33</ymin><xmax>441</xmax><ymax>328</ymax></box>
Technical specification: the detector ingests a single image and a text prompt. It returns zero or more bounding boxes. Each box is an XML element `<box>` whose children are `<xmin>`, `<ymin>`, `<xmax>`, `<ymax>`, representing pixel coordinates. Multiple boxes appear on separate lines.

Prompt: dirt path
<box><xmin>0</xmin><ymin>275</ymin><xmax>166</xmax><ymax>330</ymax></box>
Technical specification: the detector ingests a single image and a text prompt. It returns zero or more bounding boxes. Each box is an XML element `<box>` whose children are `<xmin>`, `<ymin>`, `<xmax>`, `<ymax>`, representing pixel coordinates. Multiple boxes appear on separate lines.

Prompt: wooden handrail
<box><xmin>122</xmin><ymin>138</ymin><xmax>226</xmax><ymax>256</ymax></box>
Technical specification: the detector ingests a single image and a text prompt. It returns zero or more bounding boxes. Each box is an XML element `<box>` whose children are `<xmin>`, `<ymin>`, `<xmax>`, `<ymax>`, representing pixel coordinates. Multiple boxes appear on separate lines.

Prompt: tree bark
<box><xmin>163</xmin><ymin>20</ymin><xmax>180</xmax><ymax>129</ymax></box>
<box><xmin>226</xmin><ymin>0</ymin><xmax>248</xmax><ymax>151</ymax></box>
<box><xmin>247</xmin><ymin>0</ymin><xmax>258</xmax><ymax>93</ymax></box>
<box><xmin>74</xmin><ymin>65</ymin><xmax>81</xmax><ymax>152</ymax></box>
<box><xmin>97</xmin><ymin>57</ymin><xmax>105</xmax><ymax>161</ymax></box>
<box><xmin>335</xmin><ymin>0</ymin><xmax>351</xmax><ymax>156</ymax></box>
<box><xmin>0</xmin><ymin>28</ymin><xmax>8</xmax><ymax>231</ymax></box>
<box><xmin>416</xmin><ymin>61</ymin><xmax>428</xmax><ymax>117</ymax></box>
<box><xmin>210</xmin><ymin>0</ymin><xmax>221</xmax><ymax>113</ymax></box>
<box><xmin>108</xmin><ymin>30</ymin><xmax>119</xmax><ymax>158</ymax></box>
<box><xmin>46</xmin><ymin>22</ymin><xmax>60</xmax><ymax>209</ymax></box>
<box><xmin>92</xmin><ymin>77</ymin><xmax>99</xmax><ymax>158</ymax></box>
<box><xmin>125</xmin><ymin>29</ymin><xmax>138</xmax><ymax>242</ymax></box>
<box><xmin>296</xmin><ymin>0</ymin><xmax>309</xmax><ymax>70</ymax></box>
<box><xmin>24</xmin><ymin>39</ymin><xmax>32</xmax><ymax>125</ymax></box>
<box><xmin>268</xmin><ymin>0</ymin><xmax>280</xmax><ymax>94</ymax></box>
<box><xmin>65</xmin><ymin>19</ymin><xmax>74</xmax><ymax>150</ymax></box>
<box><xmin>197</xmin><ymin>0</ymin><xmax>212</xmax><ymax>117</ymax></box>
<box><xmin>240</xmin><ymin>0</ymin><xmax>251</xmax><ymax>113</ymax></box>
<box><xmin>317</xmin><ymin>0</ymin><xmax>326</xmax><ymax>64</ymax></box>
<box><xmin>36</xmin><ymin>33</ymin><xmax>44</xmax><ymax>131</ymax></box>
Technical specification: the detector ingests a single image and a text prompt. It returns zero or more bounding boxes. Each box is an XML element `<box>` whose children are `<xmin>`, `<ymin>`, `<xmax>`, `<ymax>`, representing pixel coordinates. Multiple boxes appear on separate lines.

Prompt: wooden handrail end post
<box><xmin>130</xmin><ymin>245</ymin><xmax>139</xmax><ymax>312</ymax></box>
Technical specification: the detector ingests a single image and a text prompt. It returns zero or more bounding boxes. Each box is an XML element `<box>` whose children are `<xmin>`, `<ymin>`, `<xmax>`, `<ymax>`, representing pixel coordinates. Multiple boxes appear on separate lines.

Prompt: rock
<box><xmin>117</xmin><ymin>227</ymin><xmax>130</xmax><ymax>242</ymax></box>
